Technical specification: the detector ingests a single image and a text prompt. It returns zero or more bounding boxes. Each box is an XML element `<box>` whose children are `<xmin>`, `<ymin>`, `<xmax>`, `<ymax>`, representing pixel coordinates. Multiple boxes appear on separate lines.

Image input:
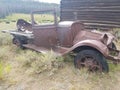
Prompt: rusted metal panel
<box><xmin>57</xmin><ymin>21</ymin><xmax>84</xmax><ymax>47</ymax></box>
<box><xmin>33</xmin><ymin>26</ymin><xmax>58</xmax><ymax>49</ymax></box>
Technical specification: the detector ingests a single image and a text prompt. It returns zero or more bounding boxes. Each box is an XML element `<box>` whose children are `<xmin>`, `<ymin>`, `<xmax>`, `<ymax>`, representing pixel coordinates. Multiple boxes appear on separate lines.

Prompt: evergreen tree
<box><xmin>0</xmin><ymin>0</ymin><xmax>59</xmax><ymax>18</ymax></box>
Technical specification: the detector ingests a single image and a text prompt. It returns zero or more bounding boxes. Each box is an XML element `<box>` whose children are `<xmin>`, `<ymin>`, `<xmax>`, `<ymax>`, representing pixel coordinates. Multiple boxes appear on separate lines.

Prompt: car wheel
<box><xmin>74</xmin><ymin>49</ymin><xmax>109</xmax><ymax>72</ymax></box>
<box><xmin>12</xmin><ymin>37</ymin><xmax>24</xmax><ymax>49</ymax></box>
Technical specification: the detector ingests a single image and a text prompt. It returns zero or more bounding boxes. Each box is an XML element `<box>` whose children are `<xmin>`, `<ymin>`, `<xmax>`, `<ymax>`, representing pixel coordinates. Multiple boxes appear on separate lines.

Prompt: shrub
<box><xmin>5</xmin><ymin>21</ymin><xmax>10</xmax><ymax>24</ymax></box>
<box><xmin>11</xmin><ymin>20</ymin><xmax>16</xmax><ymax>22</ymax></box>
<box><xmin>15</xmin><ymin>50</ymin><xmax>64</xmax><ymax>74</ymax></box>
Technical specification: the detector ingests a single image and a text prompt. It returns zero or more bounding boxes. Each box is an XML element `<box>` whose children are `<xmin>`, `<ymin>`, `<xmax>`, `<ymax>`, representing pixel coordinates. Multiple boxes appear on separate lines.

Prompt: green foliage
<box><xmin>0</xmin><ymin>62</ymin><xmax>11</xmax><ymax>80</ymax></box>
<box><xmin>15</xmin><ymin>50</ymin><xmax>64</xmax><ymax>74</ymax></box>
<box><xmin>0</xmin><ymin>62</ymin><xmax>4</xmax><ymax>79</ymax></box>
<box><xmin>113</xmin><ymin>28</ymin><xmax>120</xmax><ymax>39</ymax></box>
<box><xmin>64</xmin><ymin>54</ymin><xmax>74</xmax><ymax>62</ymax></box>
<box><xmin>109</xmin><ymin>63</ymin><xmax>120</xmax><ymax>72</ymax></box>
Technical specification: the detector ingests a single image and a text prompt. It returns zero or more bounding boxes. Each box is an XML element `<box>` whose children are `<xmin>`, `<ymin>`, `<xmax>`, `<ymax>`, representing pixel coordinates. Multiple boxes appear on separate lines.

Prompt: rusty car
<box><xmin>2</xmin><ymin>10</ymin><xmax>120</xmax><ymax>72</ymax></box>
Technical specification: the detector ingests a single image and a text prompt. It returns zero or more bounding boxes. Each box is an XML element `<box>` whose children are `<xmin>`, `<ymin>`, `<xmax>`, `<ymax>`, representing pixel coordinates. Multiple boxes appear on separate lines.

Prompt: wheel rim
<box><xmin>76</xmin><ymin>55</ymin><xmax>102</xmax><ymax>72</ymax></box>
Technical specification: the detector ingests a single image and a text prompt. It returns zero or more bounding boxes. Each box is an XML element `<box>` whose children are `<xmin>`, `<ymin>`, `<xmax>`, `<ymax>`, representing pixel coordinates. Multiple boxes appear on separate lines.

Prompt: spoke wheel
<box><xmin>76</xmin><ymin>55</ymin><xmax>102</xmax><ymax>72</ymax></box>
<box><xmin>74</xmin><ymin>49</ymin><xmax>109</xmax><ymax>73</ymax></box>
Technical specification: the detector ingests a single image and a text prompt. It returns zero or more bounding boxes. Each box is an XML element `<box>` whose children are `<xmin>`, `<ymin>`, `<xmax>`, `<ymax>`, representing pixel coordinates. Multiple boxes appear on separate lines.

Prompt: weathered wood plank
<box><xmin>60</xmin><ymin>0</ymin><xmax>120</xmax><ymax>28</ymax></box>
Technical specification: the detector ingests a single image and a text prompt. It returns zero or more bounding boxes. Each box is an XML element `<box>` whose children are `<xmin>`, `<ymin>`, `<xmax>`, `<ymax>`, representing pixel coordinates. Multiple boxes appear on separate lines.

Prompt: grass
<box><xmin>0</xmin><ymin>22</ymin><xmax>16</xmax><ymax>30</ymax></box>
<box><xmin>0</xmin><ymin>13</ymin><xmax>56</xmax><ymax>30</ymax></box>
<box><xmin>1</xmin><ymin>13</ymin><xmax>54</xmax><ymax>22</ymax></box>
<box><xmin>0</xmin><ymin>14</ymin><xmax>120</xmax><ymax>90</ymax></box>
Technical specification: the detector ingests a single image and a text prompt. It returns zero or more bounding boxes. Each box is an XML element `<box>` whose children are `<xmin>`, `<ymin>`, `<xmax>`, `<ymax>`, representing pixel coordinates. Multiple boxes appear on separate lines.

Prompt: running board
<box><xmin>23</xmin><ymin>44</ymin><xmax>68</xmax><ymax>56</ymax></box>
<box><xmin>23</xmin><ymin>44</ymin><xmax>49</xmax><ymax>54</ymax></box>
<box><xmin>23</xmin><ymin>44</ymin><xmax>62</xmax><ymax>56</ymax></box>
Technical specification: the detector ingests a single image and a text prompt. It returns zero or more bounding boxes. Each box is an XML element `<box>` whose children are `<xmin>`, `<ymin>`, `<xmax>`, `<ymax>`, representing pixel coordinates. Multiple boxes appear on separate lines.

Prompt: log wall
<box><xmin>60</xmin><ymin>0</ymin><xmax>120</xmax><ymax>29</ymax></box>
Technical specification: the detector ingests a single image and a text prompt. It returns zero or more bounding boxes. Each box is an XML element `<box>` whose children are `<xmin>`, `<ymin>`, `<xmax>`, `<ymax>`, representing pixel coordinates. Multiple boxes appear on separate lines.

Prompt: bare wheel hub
<box><xmin>13</xmin><ymin>38</ymin><xmax>21</xmax><ymax>46</ymax></box>
<box><xmin>77</xmin><ymin>56</ymin><xmax>102</xmax><ymax>72</ymax></box>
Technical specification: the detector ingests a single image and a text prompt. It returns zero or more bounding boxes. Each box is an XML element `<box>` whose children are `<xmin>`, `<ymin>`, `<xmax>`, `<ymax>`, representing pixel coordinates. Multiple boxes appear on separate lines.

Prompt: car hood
<box><xmin>93</xmin><ymin>30</ymin><xmax>115</xmax><ymax>45</ymax></box>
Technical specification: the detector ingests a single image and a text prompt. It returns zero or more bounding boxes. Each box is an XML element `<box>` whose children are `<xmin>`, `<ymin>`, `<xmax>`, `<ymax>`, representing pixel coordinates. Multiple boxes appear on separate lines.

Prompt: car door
<box><xmin>31</xmin><ymin>10</ymin><xmax>58</xmax><ymax>49</ymax></box>
<box><xmin>33</xmin><ymin>25</ymin><xmax>58</xmax><ymax>49</ymax></box>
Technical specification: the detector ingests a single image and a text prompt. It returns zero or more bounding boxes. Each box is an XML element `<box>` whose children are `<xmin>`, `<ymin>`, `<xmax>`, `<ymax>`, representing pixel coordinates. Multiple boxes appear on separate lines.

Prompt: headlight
<box><xmin>101</xmin><ymin>34</ymin><xmax>108</xmax><ymax>45</ymax></box>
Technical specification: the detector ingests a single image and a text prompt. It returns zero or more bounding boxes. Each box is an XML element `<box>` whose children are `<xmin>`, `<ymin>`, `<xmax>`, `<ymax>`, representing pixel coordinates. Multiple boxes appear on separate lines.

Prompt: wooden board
<box><xmin>60</xmin><ymin>0</ymin><xmax>120</xmax><ymax>29</ymax></box>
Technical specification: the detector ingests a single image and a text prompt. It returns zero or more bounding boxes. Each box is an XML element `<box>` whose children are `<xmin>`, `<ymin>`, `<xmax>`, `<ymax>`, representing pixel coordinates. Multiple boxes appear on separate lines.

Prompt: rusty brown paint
<box><xmin>8</xmin><ymin>10</ymin><xmax>120</xmax><ymax>64</ymax></box>
<box><xmin>33</xmin><ymin>26</ymin><xmax>58</xmax><ymax>48</ymax></box>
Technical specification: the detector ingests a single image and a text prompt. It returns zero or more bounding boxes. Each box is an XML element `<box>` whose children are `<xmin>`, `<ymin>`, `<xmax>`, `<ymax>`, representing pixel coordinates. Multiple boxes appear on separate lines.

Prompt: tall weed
<box><xmin>15</xmin><ymin>50</ymin><xmax>64</xmax><ymax>74</ymax></box>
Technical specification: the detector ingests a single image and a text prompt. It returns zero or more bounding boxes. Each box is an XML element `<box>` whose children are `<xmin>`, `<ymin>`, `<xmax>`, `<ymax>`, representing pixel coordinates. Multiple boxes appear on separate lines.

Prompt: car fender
<box><xmin>64</xmin><ymin>39</ymin><xmax>109</xmax><ymax>57</ymax></box>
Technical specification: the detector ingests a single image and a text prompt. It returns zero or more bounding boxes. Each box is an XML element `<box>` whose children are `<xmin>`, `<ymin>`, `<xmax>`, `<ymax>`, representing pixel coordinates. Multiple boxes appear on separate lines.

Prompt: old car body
<box><xmin>2</xmin><ymin>10</ymin><xmax>120</xmax><ymax>72</ymax></box>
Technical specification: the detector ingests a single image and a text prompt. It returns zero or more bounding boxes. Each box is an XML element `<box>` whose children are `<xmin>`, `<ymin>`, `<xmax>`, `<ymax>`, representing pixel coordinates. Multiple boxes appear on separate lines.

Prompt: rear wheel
<box><xmin>74</xmin><ymin>50</ymin><xmax>109</xmax><ymax>72</ymax></box>
<box><xmin>12</xmin><ymin>37</ymin><xmax>24</xmax><ymax>49</ymax></box>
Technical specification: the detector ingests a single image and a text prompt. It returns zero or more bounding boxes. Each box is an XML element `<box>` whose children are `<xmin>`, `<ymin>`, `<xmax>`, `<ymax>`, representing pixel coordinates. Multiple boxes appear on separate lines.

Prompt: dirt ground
<box><xmin>0</xmin><ymin>58</ymin><xmax>120</xmax><ymax>90</ymax></box>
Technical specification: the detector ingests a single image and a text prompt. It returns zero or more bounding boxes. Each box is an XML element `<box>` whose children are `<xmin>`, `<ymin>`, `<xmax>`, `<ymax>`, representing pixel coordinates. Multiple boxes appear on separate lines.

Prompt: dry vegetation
<box><xmin>0</xmin><ymin>14</ymin><xmax>120</xmax><ymax>90</ymax></box>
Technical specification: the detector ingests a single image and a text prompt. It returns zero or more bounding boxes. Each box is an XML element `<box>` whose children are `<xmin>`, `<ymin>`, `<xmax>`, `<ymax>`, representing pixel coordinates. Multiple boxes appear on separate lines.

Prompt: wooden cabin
<box><xmin>60</xmin><ymin>0</ymin><xmax>120</xmax><ymax>30</ymax></box>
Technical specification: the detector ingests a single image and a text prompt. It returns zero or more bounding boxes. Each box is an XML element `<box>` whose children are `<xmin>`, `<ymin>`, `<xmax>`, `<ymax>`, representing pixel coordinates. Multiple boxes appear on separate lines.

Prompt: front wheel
<box><xmin>74</xmin><ymin>50</ymin><xmax>109</xmax><ymax>72</ymax></box>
